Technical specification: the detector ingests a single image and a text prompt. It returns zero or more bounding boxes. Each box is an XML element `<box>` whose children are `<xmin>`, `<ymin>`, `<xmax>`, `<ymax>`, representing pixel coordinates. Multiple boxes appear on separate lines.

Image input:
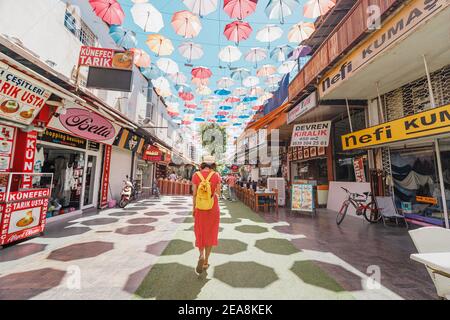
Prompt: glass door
<box><xmin>83</xmin><ymin>154</ymin><xmax>97</xmax><ymax>208</ymax></box>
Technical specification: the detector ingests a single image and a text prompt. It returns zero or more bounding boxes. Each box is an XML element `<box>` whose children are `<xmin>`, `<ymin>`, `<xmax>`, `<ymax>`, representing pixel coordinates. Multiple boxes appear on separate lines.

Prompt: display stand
<box><xmin>291</xmin><ymin>182</ymin><xmax>316</xmax><ymax>216</ymax></box>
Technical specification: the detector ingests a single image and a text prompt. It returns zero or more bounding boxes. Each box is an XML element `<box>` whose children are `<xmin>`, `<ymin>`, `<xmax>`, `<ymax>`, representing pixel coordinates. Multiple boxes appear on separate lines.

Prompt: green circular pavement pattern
<box><xmin>214</xmin><ymin>261</ymin><xmax>278</xmax><ymax>288</ymax></box>
<box><xmin>255</xmin><ymin>238</ymin><xmax>300</xmax><ymax>255</ymax></box>
<box><xmin>290</xmin><ymin>261</ymin><xmax>345</xmax><ymax>293</ymax></box>
<box><xmin>235</xmin><ymin>225</ymin><xmax>268</xmax><ymax>234</ymax></box>
<box><xmin>161</xmin><ymin>240</ymin><xmax>194</xmax><ymax>256</ymax></box>
<box><xmin>213</xmin><ymin>239</ymin><xmax>247</xmax><ymax>255</ymax></box>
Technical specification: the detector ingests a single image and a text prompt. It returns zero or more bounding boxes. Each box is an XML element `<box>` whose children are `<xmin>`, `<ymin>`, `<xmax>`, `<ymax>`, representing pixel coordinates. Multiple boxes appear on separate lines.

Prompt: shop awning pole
<box><xmin>376</xmin><ymin>81</ymin><xmax>385</xmax><ymax>123</ymax></box>
<box><xmin>345</xmin><ymin>98</ymin><xmax>353</xmax><ymax>132</ymax></box>
<box><xmin>435</xmin><ymin>139</ymin><xmax>449</xmax><ymax>229</ymax></box>
<box><xmin>423</xmin><ymin>54</ymin><xmax>436</xmax><ymax>108</ymax></box>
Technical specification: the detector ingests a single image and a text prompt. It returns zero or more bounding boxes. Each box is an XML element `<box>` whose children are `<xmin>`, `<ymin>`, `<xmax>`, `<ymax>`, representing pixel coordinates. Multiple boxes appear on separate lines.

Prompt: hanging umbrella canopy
<box><xmin>242</xmin><ymin>96</ymin><xmax>257</xmax><ymax>102</ymax></box>
<box><xmin>171</xmin><ymin>10</ymin><xmax>202</xmax><ymax>38</ymax></box>
<box><xmin>243</xmin><ymin>76</ymin><xmax>259</xmax><ymax>87</ymax></box>
<box><xmin>233</xmin><ymin>87</ymin><xmax>247</xmax><ymax>96</ymax></box>
<box><xmin>277</xmin><ymin>60</ymin><xmax>297</xmax><ymax>74</ymax></box>
<box><xmin>175</xmin><ymin>83</ymin><xmax>192</xmax><ymax>92</ymax></box>
<box><xmin>131</xmin><ymin>2</ymin><xmax>164</xmax><ymax>32</ymax></box>
<box><xmin>270</xmin><ymin>45</ymin><xmax>293</xmax><ymax>62</ymax></box>
<box><xmin>225</xmin><ymin>96</ymin><xmax>240</xmax><ymax>103</ymax></box>
<box><xmin>179</xmin><ymin>91</ymin><xmax>195</xmax><ymax>101</ymax></box>
<box><xmin>183</xmin><ymin>0</ymin><xmax>218</xmax><ymax>17</ymax></box>
<box><xmin>224</xmin><ymin>21</ymin><xmax>252</xmax><ymax>45</ymax></box>
<box><xmin>165</xmin><ymin>95</ymin><xmax>179</xmax><ymax>103</ymax></box>
<box><xmin>219</xmin><ymin>105</ymin><xmax>233</xmax><ymax>110</ymax></box>
<box><xmin>288</xmin><ymin>22</ymin><xmax>315</xmax><ymax>44</ymax></box>
<box><xmin>256</xmin><ymin>64</ymin><xmax>277</xmax><ymax>77</ymax></box>
<box><xmin>191</xmin><ymin>66</ymin><xmax>212</xmax><ymax>79</ymax></box>
<box><xmin>218</xmin><ymin>46</ymin><xmax>242</xmax><ymax>64</ymax></box>
<box><xmin>197</xmin><ymin>86</ymin><xmax>212</xmax><ymax>95</ymax></box>
<box><xmin>185</xmin><ymin>103</ymin><xmax>197</xmax><ymax>109</ymax></box>
<box><xmin>109</xmin><ymin>25</ymin><xmax>136</xmax><ymax>49</ymax></box>
<box><xmin>192</xmin><ymin>77</ymin><xmax>209</xmax><ymax>87</ymax></box>
<box><xmin>255</xmin><ymin>24</ymin><xmax>283</xmax><ymax>49</ymax></box>
<box><xmin>244</xmin><ymin>47</ymin><xmax>268</xmax><ymax>67</ymax></box>
<box><xmin>194</xmin><ymin>117</ymin><xmax>206</xmax><ymax>122</ymax></box>
<box><xmin>178</xmin><ymin>42</ymin><xmax>204</xmax><ymax>62</ymax></box>
<box><xmin>130</xmin><ymin>48</ymin><xmax>151</xmax><ymax>68</ymax></box>
<box><xmin>132</xmin><ymin>0</ymin><xmax>148</xmax><ymax>3</ymax></box>
<box><xmin>89</xmin><ymin>0</ymin><xmax>125</xmax><ymax>25</ymax></box>
<box><xmin>223</xmin><ymin>0</ymin><xmax>258</xmax><ymax>20</ymax></box>
<box><xmin>265</xmin><ymin>0</ymin><xmax>299</xmax><ymax>24</ymax></box>
<box><xmin>217</xmin><ymin>77</ymin><xmax>235</xmax><ymax>88</ymax></box>
<box><xmin>214</xmin><ymin>89</ymin><xmax>232</xmax><ymax>96</ymax></box>
<box><xmin>266</xmin><ymin>74</ymin><xmax>281</xmax><ymax>86</ymax></box>
<box><xmin>304</xmin><ymin>0</ymin><xmax>336</xmax><ymax>19</ymax></box>
<box><xmin>289</xmin><ymin>45</ymin><xmax>312</xmax><ymax>60</ymax></box>
<box><xmin>156</xmin><ymin>57</ymin><xmax>179</xmax><ymax>74</ymax></box>
<box><xmin>249</xmin><ymin>86</ymin><xmax>264</xmax><ymax>96</ymax></box>
<box><xmin>231</xmin><ymin>68</ymin><xmax>250</xmax><ymax>81</ymax></box>
<box><xmin>146</xmin><ymin>34</ymin><xmax>174</xmax><ymax>56</ymax></box>
<box><xmin>169</xmin><ymin>72</ymin><xmax>187</xmax><ymax>85</ymax></box>
<box><xmin>152</xmin><ymin>76</ymin><xmax>170</xmax><ymax>90</ymax></box>
<box><xmin>140</xmin><ymin>64</ymin><xmax>161</xmax><ymax>79</ymax></box>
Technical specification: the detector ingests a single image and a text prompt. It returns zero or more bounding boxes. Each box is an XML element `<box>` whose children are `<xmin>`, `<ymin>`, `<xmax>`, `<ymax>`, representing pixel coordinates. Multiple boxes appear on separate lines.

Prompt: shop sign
<box><xmin>319</xmin><ymin>0</ymin><xmax>448</xmax><ymax>97</ymax></box>
<box><xmin>341</xmin><ymin>103</ymin><xmax>450</xmax><ymax>150</ymax></box>
<box><xmin>79</xmin><ymin>46</ymin><xmax>134</xmax><ymax>71</ymax></box>
<box><xmin>0</xmin><ymin>124</ymin><xmax>15</xmax><ymax>172</ymax></box>
<box><xmin>88</xmin><ymin>141</ymin><xmax>100</xmax><ymax>152</ymax></box>
<box><xmin>142</xmin><ymin>145</ymin><xmax>163</xmax><ymax>162</ymax></box>
<box><xmin>113</xmin><ymin>129</ymin><xmax>146</xmax><ymax>153</ymax></box>
<box><xmin>353</xmin><ymin>157</ymin><xmax>366</xmax><ymax>182</ymax></box>
<box><xmin>49</xmin><ymin>106</ymin><xmax>119</xmax><ymax>144</ymax></box>
<box><xmin>291</xmin><ymin>183</ymin><xmax>314</xmax><ymax>212</ymax></box>
<box><xmin>100</xmin><ymin>145</ymin><xmax>112</xmax><ymax>208</ymax></box>
<box><xmin>287</xmin><ymin>91</ymin><xmax>317</xmax><ymax>124</ymax></box>
<box><xmin>416</xmin><ymin>195</ymin><xmax>438</xmax><ymax>205</ymax></box>
<box><xmin>39</xmin><ymin>128</ymin><xmax>87</xmax><ymax>149</ymax></box>
<box><xmin>0</xmin><ymin>66</ymin><xmax>51</xmax><ymax>125</ymax></box>
<box><xmin>21</xmin><ymin>132</ymin><xmax>37</xmax><ymax>189</ymax></box>
<box><xmin>291</xmin><ymin>121</ymin><xmax>331</xmax><ymax>147</ymax></box>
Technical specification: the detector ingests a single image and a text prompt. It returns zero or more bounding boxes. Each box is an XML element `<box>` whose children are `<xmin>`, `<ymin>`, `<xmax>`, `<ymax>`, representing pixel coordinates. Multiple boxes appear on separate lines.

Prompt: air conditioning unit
<box><xmin>267</xmin><ymin>177</ymin><xmax>286</xmax><ymax>206</ymax></box>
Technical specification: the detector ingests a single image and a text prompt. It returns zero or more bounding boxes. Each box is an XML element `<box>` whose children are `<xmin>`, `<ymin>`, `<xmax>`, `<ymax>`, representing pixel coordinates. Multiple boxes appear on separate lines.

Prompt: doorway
<box><xmin>82</xmin><ymin>151</ymin><xmax>100</xmax><ymax>209</ymax></box>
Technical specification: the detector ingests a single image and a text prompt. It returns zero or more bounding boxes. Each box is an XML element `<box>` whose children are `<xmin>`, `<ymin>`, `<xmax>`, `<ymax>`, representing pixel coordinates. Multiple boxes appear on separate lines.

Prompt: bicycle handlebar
<box><xmin>341</xmin><ymin>187</ymin><xmax>370</xmax><ymax>200</ymax></box>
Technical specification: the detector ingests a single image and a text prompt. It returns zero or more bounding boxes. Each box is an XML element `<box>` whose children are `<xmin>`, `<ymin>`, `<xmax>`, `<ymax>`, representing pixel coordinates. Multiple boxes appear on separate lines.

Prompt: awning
<box><xmin>113</xmin><ymin>128</ymin><xmax>146</xmax><ymax>154</ymax></box>
<box><xmin>246</xmin><ymin>101</ymin><xmax>290</xmax><ymax>132</ymax></box>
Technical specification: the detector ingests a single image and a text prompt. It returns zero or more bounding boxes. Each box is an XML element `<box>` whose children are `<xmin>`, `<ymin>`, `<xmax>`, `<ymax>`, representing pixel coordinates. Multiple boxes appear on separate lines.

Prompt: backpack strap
<box><xmin>205</xmin><ymin>171</ymin><xmax>215</xmax><ymax>182</ymax></box>
<box><xmin>196</xmin><ymin>171</ymin><xmax>205</xmax><ymax>182</ymax></box>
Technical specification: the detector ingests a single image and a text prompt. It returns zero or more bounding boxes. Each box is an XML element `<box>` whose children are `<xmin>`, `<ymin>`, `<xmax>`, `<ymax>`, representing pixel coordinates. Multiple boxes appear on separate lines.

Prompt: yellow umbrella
<box><xmin>146</xmin><ymin>34</ymin><xmax>174</xmax><ymax>56</ymax></box>
<box><xmin>288</xmin><ymin>22</ymin><xmax>315</xmax><ymax>44</ymax></box>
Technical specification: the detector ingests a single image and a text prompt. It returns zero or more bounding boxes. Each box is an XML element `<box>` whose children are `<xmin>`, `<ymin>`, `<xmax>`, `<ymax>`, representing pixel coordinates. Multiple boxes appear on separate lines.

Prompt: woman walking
<box><xmin>191</xmin><ymin>156</ymin><xmax>221</xmax><ymax>274</ymax></box>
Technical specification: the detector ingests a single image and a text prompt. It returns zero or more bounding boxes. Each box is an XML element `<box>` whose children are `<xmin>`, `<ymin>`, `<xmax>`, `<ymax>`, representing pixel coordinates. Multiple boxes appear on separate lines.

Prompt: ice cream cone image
<box><xmin>16</xmin><ymin>210</ymin><xmax>34</xmax><ymax>227</ymax></box>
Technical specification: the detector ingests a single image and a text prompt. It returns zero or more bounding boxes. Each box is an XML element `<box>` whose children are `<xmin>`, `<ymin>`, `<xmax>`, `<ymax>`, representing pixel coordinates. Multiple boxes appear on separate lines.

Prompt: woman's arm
<box><xmin>192</xmin><ymin>184</ymin><xmax>197</xmax><ymax>216</ymax></box>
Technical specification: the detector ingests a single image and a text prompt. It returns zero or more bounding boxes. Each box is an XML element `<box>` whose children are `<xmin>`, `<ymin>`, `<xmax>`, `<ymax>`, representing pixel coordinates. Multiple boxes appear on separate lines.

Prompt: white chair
<box><xmin>375</xmin><ymin>196</ymin><xmax>408</xmax><ymax>228</ymax></box>
<box><xmin>409</xmin><ymin>227</ymin><xmax>450</xmax><ymax>299</ymax></box>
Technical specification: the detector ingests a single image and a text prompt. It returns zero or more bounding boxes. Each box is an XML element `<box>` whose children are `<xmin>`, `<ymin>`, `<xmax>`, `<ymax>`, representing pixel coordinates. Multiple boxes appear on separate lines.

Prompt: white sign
<box><xmin>291</xmin><ymin>121</ymin><xmax>331</xmax><ymax>147</ymax></box>
<box><xmin>287</xmin><ymin>91</ymin><xmax>317</xmax><ymax>124</ymax></box>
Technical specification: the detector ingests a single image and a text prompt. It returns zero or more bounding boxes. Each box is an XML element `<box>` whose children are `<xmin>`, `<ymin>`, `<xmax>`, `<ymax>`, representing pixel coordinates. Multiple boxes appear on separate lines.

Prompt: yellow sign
<box><xmin>416</xmin><ymin>196</ymin><xmax>438</xmax><ymax>205</ymax></box>
<box><xmin>319</xmin><ymin>0</ymin><xmax>448</xmax><ymax>97</ymax></box>
<box><xmin>342</xmin><ymin>104</ymin><xmax>450</xmax><ymax>150</ymax></box>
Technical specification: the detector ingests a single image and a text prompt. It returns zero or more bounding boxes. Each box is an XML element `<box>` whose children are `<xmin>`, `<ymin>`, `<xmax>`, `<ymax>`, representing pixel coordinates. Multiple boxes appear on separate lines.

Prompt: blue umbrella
<box><xmin>217</xmin><ymin>119</ymin><xmax>227</xmax><ymax>123</ymax></box>
<box><xmin>140</xmin><ymin>65</ymin><xmax>160</xmax><ymax>79</ymax></box>
<box><xmin>215</xmin><ymin>115</ymin><xmax>226</xmax><ymax>119</ymax></box>
<box><xmin>214</xmin><ymin>89</ymin><xmax>231</xmax><ymax>96</ymax></box>
<box><xmin>242</xmin><ymin>96</ymin><xmax>257</xmax><ymax>102</ymax></box>
<box><xmin>233</xmin><ymin>123</ymin><xmax>242</xmax><ymax>126</ymax></box>
<box><xmin>175</xmin><ymin>83</ymin><xmax>192</xmax><ymax>93</ymax></box>
<box><xmin>239</xmin><ymin>114</ymin><xmax>250</xmax><ymax>119</ymax></box>
<box><xmin>270</xmin><ymin>45</ymin><xmax>293</xmax><ymax>62</ymax></box>
<box><xmin>194</xmin><ymin>117</ymin><xmax>205</xmax><ymax>122</ymax></box>
<box><xmin>109</xmin><ymin>25</ymin><xmax>137</xmax><ymax>49</ymax></box>
<box><xmin>219</xmin><ymin>105</ymin><xmax>233</xmax><ymax>110</ymax></box>
<box><xmin>184</xmin><ymin>109</ymin><xmax>196</xmax><ymax>114</ymax></box>
<box><xmin>265</xmin><ymin>0</ymin><xmax>299</xmax><ymax>24</ymax></box>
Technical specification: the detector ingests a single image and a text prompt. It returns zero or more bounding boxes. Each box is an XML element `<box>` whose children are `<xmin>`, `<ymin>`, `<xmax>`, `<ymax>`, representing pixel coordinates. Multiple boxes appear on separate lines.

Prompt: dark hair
<box><xmin>200</xmin><ymin>162</ymin><xmax>212</xmax><ymax>169</ymax></box>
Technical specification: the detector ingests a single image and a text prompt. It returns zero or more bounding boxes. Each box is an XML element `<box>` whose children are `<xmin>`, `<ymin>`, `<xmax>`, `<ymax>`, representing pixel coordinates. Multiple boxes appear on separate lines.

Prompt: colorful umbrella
<box><xmin>156</xmin><ymin>57</ymin><xmax>179</xmax><ymax>74</ymax></box>
<box><xmin>185</xmin><ymin>103</ymin><xmax>197</xmax><ymax>109</ymax></box>
<box><xmin>242</xmin><ymin>96</ymin><xmax>257</xmax><ymax>102</ymax></box>
<box><xmin>194</xmin><ymin>117</ymin><xmax>206</xmax><ymax>122</ymax></box>
<box><xmin>130</xmin><ymin>2</ymin><xmax>163</xmax><ymax>32</ymax></box>
<box><xmin>183</xmin><ymin>0</ymin><xmax>218</xmax><ymax>17</ymax></box>
<box><xmin>244</xmin><ymin>47</ymin><xmax>268</xmax><ymax>68</ymax></box>
<box><xmin>223</xmin><ymin>0</ymin><xmax>258</xmax><ymax>20</ymax></box>
<box><xmin>256</xmin><ymin>64</ymin><xmax>277</xmax><ymax>77</ymax></box>
<box><xmin>140</xmin><ymin>65</ymin><xmax>161</xmax><ymax>79</ymax></box>
<box><xmin>171</xmin><ymin>10</ymin><xmax>202</xmax><ymax>38</ymax></box>
<box><xmin>109</xmin><ymin>25</ymin><xmax>136</xmax><ymax>49</ymax></box>
<box><xmin>178</xmin><ymin>42</ymin><xmax>204</xmax><ymax>62</ymax></box>
<box><xmin>175</xmin><ymin>83</ymin><xmax>192</xmax><ymax>92</ymax></box>
<box><xmin>89</xmin><ymin>0</ymin><xmax>125</xmax><ymax>25</ymax></box>
<box><xmin>132</xmin><ymin>0</ymin><xmax>148</xmax><ymax>3</ymax></box>
<box><xmin>179</xmin><ymin>91</ymin><xmax>195</xmax><ymax>101</ymax></box>
<box><xmin>232</xmin><ymin>87</ymin><xmax>247</xmax><ymax>96</ymax></box>
<box><xmin>289</xmin><ymin>45</ymin><xmax>312</xmax><ymax>60</ymax></box>
<box><xmin>197</xmin><ymin>86</ymin><xmax>212</xmax><ymax>95</ymax></box>
<box><xmin>217</xmin><ymin>77</ymin><xmax>235</xmax><ymax>88</ymax></box>
<box><xmin>265</xmin><ymin>0</ymin><xmax>299</xmax><ymax>24</ymax></box>
<box><xmin>270</xmin><ymin>45</ymin><xmax>293</xmax><ymax>62</ymax></box>
<box><xmin>152</xmin><ymin>77</ymin><xmax>170</xmax><ymax>90</ymax></box>
<box><xmin>146</xmin><ymin>34</ymin><xmax>174</xmax><ymax>56</ymax></box>
<box><xmin>303</xmin><ymin>0</ymin><xmax>336</xmax><ymax>19</ymax></box>
<box><xmin>288</xmin><ymin>22</ymin><xmax>315</xmax><ymax>44</ymax></box>
<box><xmin>219</xmin><ymin>105</ymin><xmax>233</xmax><ymax>110</ymax></box>
<box><xmin>225</xmin><ymin>96</ymin><xmax>241</xmax><ymax>103</ymax></box>
<box><xmin>243</xmin><ymin>76</ymin><xmax>259</xmax><ymax>87</ymax></box>
<box><xmin>223</xmin><ymin>21</ymin><xmax>252</xmax><ymax>45</ymax></box>
<box><xmin>230</xmin><ymin>68</ymin><xmax>250</xmax><ymax>81</ymax></box>
<box><xmin>214</xmin><ymin>89</ymin><xmax>232</xmax><ymax>95</ymax></box>
<box><xmin>169</xmin><ymin>72</ymin><xmax>187</xmax><ymax>85</ymax></box>
<box><xmin>130</xmin><ymin>48</ymin><xmax>151</xmax><ymax>68</ymax></box>
<box><xmin>267</xmin><ymin>84</ymin><xmax>280</xmax><ymax>92</ymax></box>
<box><xmin>255</xmin><ymin>24</ymin><xmax>283</xmax><ymax>49</ymax></box>
<box><xmin>218</xmin><ymin>45</ymin><xmax>242</xmax><ymax>64</ymax></box>
<box><xmin>192</xmin><ymin>77</ymin><xmax>209</xmax><ymax>87</ymax></box>
<box><xmin>266</xmin><ymin>74</ymin><xmax>281</xmax><ymax>86</ymax></box>
<box><xmin>191</xmin><ymin>66</ymin><xmax>212</xmax><ymax>79</ymax></box>
<box><xmin>249</xmin><ymin>86</ymin><xmax>264</xmax><ymax>96</ymax></box>
<box><xmin>277</xmin><ymin>60</ymin><xmax>297</xmax><ymax>74</ymax></box>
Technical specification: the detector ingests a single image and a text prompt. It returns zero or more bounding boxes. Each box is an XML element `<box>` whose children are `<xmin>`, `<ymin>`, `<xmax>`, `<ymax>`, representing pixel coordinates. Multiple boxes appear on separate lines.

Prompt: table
<box><xmin>410</xmin><ymin>252</ymin><xmax>450</xmax><ymax>278</ymax></box>
<box><xmin>255</xmin><ymin>191</ymin><xmax>278</xmax><ymax>213</ymax></box>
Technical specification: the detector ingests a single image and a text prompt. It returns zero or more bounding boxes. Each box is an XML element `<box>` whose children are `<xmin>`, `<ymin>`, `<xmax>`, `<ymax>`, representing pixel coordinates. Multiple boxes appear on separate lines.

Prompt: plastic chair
<box><xmin>375</xmin><ymin>196</ymin><xmax>408</xmax><ymax>228</ymax></box>
<box><xmin>409</xmin><ymin>226</ymin><xmax>450</xmax><ymax>299</ymax></box>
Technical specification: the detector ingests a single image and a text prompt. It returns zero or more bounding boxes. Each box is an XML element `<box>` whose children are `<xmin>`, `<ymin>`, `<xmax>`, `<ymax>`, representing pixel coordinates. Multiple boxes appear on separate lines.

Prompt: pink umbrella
<box><xmin>223</xmin><ymin>0</ymin><xmax>258</xmax><ymax>20</ymax></box>
<box><xmin>224</xmin><ymin>21</ymin><xmax>252</xmax><ymax>45</ymax></box>
<box><xmin>89</xmin><ymin>0</ymin><xmax>125</xmax><ymax>25</ymax></box>
<box><xmin>171</xmin><ymin>11</ymin><xmax>202</xmax><ymax>38</ymax></box>
<box><xmin>303</xmin><ymin>0</ymin><xmax>336</xmax><ymax>19</ymax></box>
<box><xmin>192</xmin><ymin>77</ymin><xmax>209</xmax><ymax>86</ymax></box>
<box><xmin>225</xmin><ymin>96</ymin><xmax>240</xmax><ymax>103</ymax></box>
<box><xmin>191</xmin><ymin>66</ymin><xmax>212</xmax><ymax>79</ymax></box>
<box><xmin>130</xmin><ymin>48</ymin><xmax>151</xmax><ymax>67</ymax></box>
<box><xmin>179</xmin><ymin>91</ymin><xmax>195</xmax><ymax>101</ymax></box>
<box><xmin>185</xmin><ymin>103</ymin><xmax>197</xmax><ymax>109</ymax></box>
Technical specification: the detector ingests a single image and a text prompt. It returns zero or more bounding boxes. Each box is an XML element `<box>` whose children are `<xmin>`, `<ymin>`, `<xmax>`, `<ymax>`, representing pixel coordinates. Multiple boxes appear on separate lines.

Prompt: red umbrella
<box><xmin>185</xmin><ymin>103</ymin><xmax>197</xmax><ymax>109</ymax></box>
<box><xmin>224</xmin><ymin>21</ymin><xmax>252</xmax><ymax>45</ymax></box>
<box><xmin>225</xmin><ymin>96</ymin><xmax>240</xmax><ymax>103</ymax></box>
<box><xmin>191</xmin><ymin>66</ymin><xmax>212</xmax><ymax>79</ymax></box>
<box><xmin>179</xmin><ymin>91</ymin><xmax>195</xmax><ymax>101</ymax></box>
<box><xmin>223</xmin><ymin>0</ymin><xmax>258</xmax><ymax>20</ymax></box>
<box><xmin>89</xmin><ymin>0</ymin><xmax>125</xmax><ymax>25</ymax></box>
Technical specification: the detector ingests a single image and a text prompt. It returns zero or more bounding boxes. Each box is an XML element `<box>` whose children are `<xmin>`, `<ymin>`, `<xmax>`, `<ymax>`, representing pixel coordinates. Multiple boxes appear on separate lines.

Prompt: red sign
<box><xmin>79</xmin><ymin>46</ymin><xmax>134</xmax><ymax>70</ymax></box>
<box><xmin>142</xmin><ymin>145</ymin><xmax>163</xmax><ymax>162</ymax></box>
<box><xmin>21</xmin><ymin>131</ymin><xmax>37</xmax><ymax>189</ymax></box>
<box><xmin>100</xmin><ymin>144</ymin><xmax>112</xmax><ymax>208</ymax></box>
<box><xmin>353</xmin><ymin>157</ymin><xmax>366</xmax><ymax>183</ymax></box>
<box><xmin>0</xmin><ymin>189</ymin><xmax>50</xmax><ymax>245</ymax></box>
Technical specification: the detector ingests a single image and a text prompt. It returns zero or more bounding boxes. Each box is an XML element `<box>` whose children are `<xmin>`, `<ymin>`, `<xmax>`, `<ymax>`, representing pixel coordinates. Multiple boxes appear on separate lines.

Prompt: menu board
<box><xmin>291</xmin><ymin>183</ymin><xmax>314</xmax><ymax>212</ymax></box>
<box><xmin>0</xmin><ymin>124</ymin><xmax>15</xmax><ymax>172</ymax></box>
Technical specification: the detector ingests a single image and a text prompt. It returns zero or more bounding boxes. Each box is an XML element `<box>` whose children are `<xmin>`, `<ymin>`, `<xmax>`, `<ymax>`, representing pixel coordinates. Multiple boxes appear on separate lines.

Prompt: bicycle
<box><xmin>336</xmin><ymin>187</ymin><xmax>380</xmax><ymax>225</ymax></box>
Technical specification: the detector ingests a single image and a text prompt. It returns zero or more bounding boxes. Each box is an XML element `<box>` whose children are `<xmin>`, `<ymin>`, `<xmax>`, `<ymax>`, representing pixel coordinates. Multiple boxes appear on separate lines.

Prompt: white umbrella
<box><xmin>303</xmin><ymin>0</ymin><xmax>336</xmax><ymax>19</ymax></box>
<box><xmin>266</xmin><ymin>74</ymin><xmax>281</xmax><ymax>86</ymax></box>
<box><xmin>243</xmin><ymin>76</ymin><xmax>260</xmax><ymax>87</ymax></box>
<box><xmin>256</xmin><ymin>24</ymin><xmax>283</xmax><ymax>48</ymax></box>
<box><xmin>131</xmin><ymin>3</ymin><xmax>164</xmax><ymax>33</ymax></box>
<box><xmin>233</xmin><ymin>87</ymin><xmax>247</xmax><ymax>96</ymax></box>
<box><xmin>249</xmin><ymin>86</ymin><xmax>264</xmax><ymax>96</ymax></box>
<box><xmin>156</xmin><ymin>58</ymin><xmax>179</xmax><ymax>74</ymax></box>
<box><xmin>197</xmin><ymin>86</ymin><xmax>212</xmax><ymax>95</ymax></box>
<box><xmin>244</xmin><ymin>47</ymin><xmax>268</xmax><ymax>68</ymax></box>
<box><xmin>132</xmin><ymin>0</ymin><xmax>148</xmax><ymax>3</ymax></box>
<box><xmin>288</xmin><ymin>22</ymin><xmax>315</xmax><ymax>44</ymax></box>
<box><xmin>218</xmin><ymin>45</ymin><xmax>242</xmax><ymax>64</ymax></box>
<box><xmin>277</xmin><ymin>60</ymin><xmax>297</xmax><ymax>74</ymax></box>
<box><xmin>256</xmin><ymin>64</ymin><xmax>277</xmax><ymax>77</ymax></box>
<box><xmin>152</xmin><ymin>77</ymin><xmax>170</xmax><ymax>90</ymax></box>
<box><xmin>231</xmin><ymin>68</ymin><xmax>250</xmax><ymax>81</ymax></box>
<box><xmin>178</xmin><ymin>42</ymin><xmax>204</xmax><ymax>62</ymax></box>
<box><xmin>217</xmin><ymin>77</ymin><xmax>235</xmax><ymax>88</ymax></box>
<box><xmin>169</xmin><ymin>72</ymin><xmax>187</xmax><ymax>85</ymax></box>
<box><xmin>183</xmin><ymin>0</ymin><xmax>218</xmax><ymax>17</ymax></box>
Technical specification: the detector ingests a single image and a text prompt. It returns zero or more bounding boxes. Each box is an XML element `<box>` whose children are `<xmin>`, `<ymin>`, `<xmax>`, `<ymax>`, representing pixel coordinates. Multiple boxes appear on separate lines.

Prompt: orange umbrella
<box><xmin>146</xmin><ymin>34</ymin><xmax>174</xmax><ymax>56</ymax></box>
<box><xmin>171</xmin><ymin>10</ymin><xmax>202</xmax><ymax>38</ymax></box>
<box><xmin>130</xmin><ymin>48</ymin><xmax>151</xmax><ymax>67</ymax></box>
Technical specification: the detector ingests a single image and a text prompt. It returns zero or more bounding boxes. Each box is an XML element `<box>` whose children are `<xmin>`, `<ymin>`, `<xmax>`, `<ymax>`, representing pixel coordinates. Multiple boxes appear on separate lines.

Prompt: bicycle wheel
<box><xmin>363</xmin><ymin>201</ymin><xmax>381</xmax><ymax>223</ymax></box>
<box><xmin>336</xmin><ymin>202</ymin><xmax>348</xmax><ymax>225</ymax></box>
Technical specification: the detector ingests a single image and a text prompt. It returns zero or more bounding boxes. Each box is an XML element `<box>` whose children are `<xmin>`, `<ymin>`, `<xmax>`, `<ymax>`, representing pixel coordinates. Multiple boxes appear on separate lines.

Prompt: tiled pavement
<box><xmin>0</xmin><ymin>196</ymin><xmax>436</xmax><ymax>300</ymax></box>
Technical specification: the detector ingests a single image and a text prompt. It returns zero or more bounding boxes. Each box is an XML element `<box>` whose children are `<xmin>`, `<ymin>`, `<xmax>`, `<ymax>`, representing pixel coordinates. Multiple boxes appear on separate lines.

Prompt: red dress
<box><xmin>192</xmin><ymin>169</ymin><xmax>221</xmax><ymax>248</ymax></box>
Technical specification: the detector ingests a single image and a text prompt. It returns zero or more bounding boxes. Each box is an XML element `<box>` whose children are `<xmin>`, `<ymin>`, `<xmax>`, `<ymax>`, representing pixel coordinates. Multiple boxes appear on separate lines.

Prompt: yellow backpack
<box><xmin>195</xmin><ymin>171</ymin><xmax>215</xmax><ymax>211</ymax></box>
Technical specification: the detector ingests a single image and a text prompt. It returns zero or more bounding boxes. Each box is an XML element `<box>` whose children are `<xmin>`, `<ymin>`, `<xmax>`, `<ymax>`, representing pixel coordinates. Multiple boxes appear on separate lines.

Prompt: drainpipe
<box><xmin>345</xmin><ymin>98</ymin><xmax>353</xmax><ymax>132</ymax></box>
<box><xmin>422</xmin><ymin>54</ymin><xmax>436</xmax><ymax>108</ymax></box>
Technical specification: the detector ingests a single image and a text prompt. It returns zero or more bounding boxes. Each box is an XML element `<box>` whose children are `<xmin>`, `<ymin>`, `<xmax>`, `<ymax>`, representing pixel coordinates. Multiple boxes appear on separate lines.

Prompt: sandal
<box><xmin>203</xmin><ymin>263</ymin><xmax>210</xmax><ymax>270</ymax></box>
<box><xmin>196</xmin><ymin>257</ymin><xmax>205</xmax><ymax>274</ymax></box>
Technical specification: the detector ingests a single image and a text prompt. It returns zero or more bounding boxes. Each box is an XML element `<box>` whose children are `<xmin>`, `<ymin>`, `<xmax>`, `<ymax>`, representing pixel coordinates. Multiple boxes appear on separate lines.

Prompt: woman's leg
<box><xmin>198</xmin><ymin>247</ymin><xmax>205</xmax><ymax>259</ymax></box>
<box><xmin>204</xmin><ymin>246</ymin><xmax>212</xmax><ymax>266</ymax></box>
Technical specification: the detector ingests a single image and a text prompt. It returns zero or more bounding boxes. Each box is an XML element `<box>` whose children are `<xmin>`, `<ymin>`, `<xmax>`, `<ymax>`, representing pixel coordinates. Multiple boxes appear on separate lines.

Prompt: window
<box><xmin>64</xmin><ymin>11</ymin><xmax>77</xmax><ymax>35</ymax></box>
<box><xmin>78</xmin><ymin>20</ymin><xmax>96</xmax><ymax>47</ymax></box>
<box><xmin>64</xmin><ymin>8</ymin><xmax>97</xmax><ymax>46</ymax></box>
